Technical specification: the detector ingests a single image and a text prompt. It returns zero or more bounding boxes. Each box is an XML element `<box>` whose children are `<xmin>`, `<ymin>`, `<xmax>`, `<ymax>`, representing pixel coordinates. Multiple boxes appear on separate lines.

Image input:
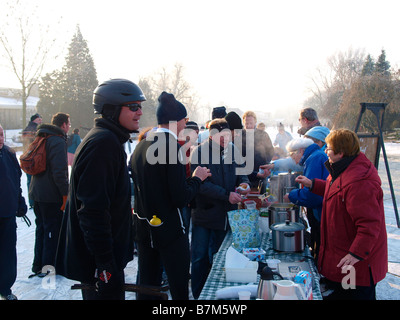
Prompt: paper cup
<box><xmin>238</xmin><ymin>290</ymin><xmax>251</xmax><ymax>300</ymax></box>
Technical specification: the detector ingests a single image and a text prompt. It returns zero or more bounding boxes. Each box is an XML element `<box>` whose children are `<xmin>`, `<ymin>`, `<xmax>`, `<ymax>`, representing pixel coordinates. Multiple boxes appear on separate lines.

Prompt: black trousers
<box><xmin>0</xmin><ymin>217</ymin><xmax>17</xmax><ymax>296</ymax></box>
<box><xmin>137</xmin><ymin>234</ymin><xmax>190</xmax><ymax>300</ymax></box>
<box><xmin>324</xmin><ymin>270</ymin><xmax>376</xmax><ymax>300</ymax></box>
<box><xmin>32</xmin><ymin>201</ymin><xmax>63</xmax><ymax>273</ymax></box>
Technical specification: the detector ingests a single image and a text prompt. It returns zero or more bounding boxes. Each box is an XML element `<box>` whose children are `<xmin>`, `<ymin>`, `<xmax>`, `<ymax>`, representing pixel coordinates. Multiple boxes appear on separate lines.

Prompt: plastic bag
<box><xmin>227</xmin><ymin>209</ymin><xmax>261</xmax><ymax>251</ymax></box>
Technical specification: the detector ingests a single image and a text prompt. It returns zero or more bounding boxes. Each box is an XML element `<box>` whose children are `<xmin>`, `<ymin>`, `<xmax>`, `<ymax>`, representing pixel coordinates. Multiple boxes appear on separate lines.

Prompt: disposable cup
<box><xmin>266</xmin><ymin>259</ymin><xmax>281</xmax><ymax>270</ymax></box>
<box><xmin>238</xmin><ymin>290</ymin><xmax>251</xmax><ymax>300</ymax></box>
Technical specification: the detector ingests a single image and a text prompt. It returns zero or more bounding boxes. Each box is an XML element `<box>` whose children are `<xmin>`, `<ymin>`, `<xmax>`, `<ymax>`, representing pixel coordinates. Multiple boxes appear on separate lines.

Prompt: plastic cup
<box><xmin>238</xmin><ymin>290</ymin><xmax>251</xmax><ymax>300</ymax></box>
<box><xmin>266</xmin><ymin>259</ymin><xmax>281</xmax><ymax>270</ymax></box>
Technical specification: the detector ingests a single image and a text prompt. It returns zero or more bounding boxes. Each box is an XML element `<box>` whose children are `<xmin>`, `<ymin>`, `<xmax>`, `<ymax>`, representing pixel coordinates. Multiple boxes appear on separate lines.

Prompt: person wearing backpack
<box><xmin>29</xmin><ymin>112</ymin><xmax>70</xmax><ymax>277</ymax></box>
<box><xmin>67</xmin><ymin>128</ymin><xmax>82</xmax><ymax>166</ymax></box>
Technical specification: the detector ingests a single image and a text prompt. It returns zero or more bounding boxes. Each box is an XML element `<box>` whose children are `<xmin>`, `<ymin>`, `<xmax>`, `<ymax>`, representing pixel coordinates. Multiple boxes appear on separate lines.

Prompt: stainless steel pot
<box><xmin>268</xmin><ymin>172</ymin><xmax>301</xmax><ymax>202</ymax></box>
<box><xmin>270</xmin><ymin>220</ymin><xmax>305</xmax><ymax>252</ymax></box>
<box><xmin>268</xmin><ymin>203</ymin><xmax>299</xmax><ymax>227</ymax></box>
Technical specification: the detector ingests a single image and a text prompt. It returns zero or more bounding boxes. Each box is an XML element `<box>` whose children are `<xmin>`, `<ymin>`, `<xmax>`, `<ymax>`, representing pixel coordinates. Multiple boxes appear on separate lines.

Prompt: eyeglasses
<box><xmin>122</xmin><ymin>103</ymin><xmax>142</xmax><ymax>112</ymax></box>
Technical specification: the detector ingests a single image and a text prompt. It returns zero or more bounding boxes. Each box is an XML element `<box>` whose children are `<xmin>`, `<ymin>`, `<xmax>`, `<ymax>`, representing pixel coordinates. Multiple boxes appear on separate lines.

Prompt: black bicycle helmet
<box><xmin>93</xmin><ymin>78</ymin><xmax>146</xmax><ymax>114</ymax></box>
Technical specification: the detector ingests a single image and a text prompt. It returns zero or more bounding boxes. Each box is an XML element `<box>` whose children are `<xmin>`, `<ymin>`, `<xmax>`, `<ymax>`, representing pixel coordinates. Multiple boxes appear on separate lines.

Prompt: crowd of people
<box><xmin>0</xmin><ymin>78</ymin><xmax>388</xmax><ymax>301</ymax></box>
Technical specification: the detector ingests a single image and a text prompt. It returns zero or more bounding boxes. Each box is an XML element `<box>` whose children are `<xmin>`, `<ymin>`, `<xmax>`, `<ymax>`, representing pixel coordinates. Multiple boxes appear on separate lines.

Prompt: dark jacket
<box><xmin>190</xmin><ymin>139</ymin><xmax>250</xmax><ymax>230</ymax></box>
<box><xmin>29</xmin><ymin>124</ymin><xmax>68</xmax><ymax>204</ymax></box>
<box><xmin>0</xmin><ymin>145</ymin><xmax>26</xmax><ymax>218</ymax></box>
<box><xmin>312</xmin><ymin>152</ymin><xmax>388</xmax><ymax>286</ymax></box>
<box><xmin>22</xmin><ymin>121</ymin><xmax>39</xmax><ymax>151</ymax></box>
<box><xmin>130</xmin><ymin>130</ymin><xmax>202</xmax><ymax>249</ymax></box>
<box><xmin>56</xmin><ymin>118</ymin><xmax>134</xmax><ymax>282</ymax></box>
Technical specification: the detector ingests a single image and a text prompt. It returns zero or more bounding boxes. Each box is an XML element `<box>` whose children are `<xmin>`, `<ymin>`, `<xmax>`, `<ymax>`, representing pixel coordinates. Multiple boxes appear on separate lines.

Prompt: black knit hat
<box><xmin>225</xmin><ymin>111</ymin><xmax>243</xmax><ymax>130</ymax></box>
<box><xmin>211</xmin><ymin>106</ymin><xmax>227</xmax><ymax>119</ymax></box>
<box><xmin>30</xmin><ymin>113</ymin><xmax>41</xmax><ymax>122</ymax></box>
<box><xmin>156</xmin><ymin>91</ymin><xmax>187</xmax><ymax>124</ymax></box>
<box><xmin>185</xmin><ymin>121</ymin><xmax>199</xmax><ymax>132</ymax></box>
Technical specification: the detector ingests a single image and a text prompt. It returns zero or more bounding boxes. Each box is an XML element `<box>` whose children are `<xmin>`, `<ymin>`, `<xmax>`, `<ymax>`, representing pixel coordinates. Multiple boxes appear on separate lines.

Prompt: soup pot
<box><xmin>270</xmin><ymin>220</ymin><xmax>305</xmax><ymax>252</ymax></box>
<box><xmin>268</xmin><ymin>203</ymin><xmax>299</xmax><ymax>227</ymax></box>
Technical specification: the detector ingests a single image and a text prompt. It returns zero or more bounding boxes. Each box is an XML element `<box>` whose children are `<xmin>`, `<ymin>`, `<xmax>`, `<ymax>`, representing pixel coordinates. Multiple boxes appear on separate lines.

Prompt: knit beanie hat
<box><xmin>185</xmin><ymin>121</ymin><xmax>199</xmax><ymax>132</ymax></box>
<box><xmin>304</xmin><ymin>126</ymin><xmax>330</xmax><ymax>142</ymax></box>
<box><xmin>30</xmin><ymin>113</ymin><xmax>41</xmax><ymax>122</ymax></box>
<box><xmin>211</xmin><ymin>106</ymin><xmax>227</xmax><ymax>119</ymax></box>
<box><xmin>208</xmin><ymin>119</ymin><xmax>230</xmax><ymax>133</ymax></box>
<box><xmin>156</xmin><ymin>91</ymin><xmax>187</xmax><ymax>124</ymax></box>
<box><xmin>225</xmin><ymin>111</ymin><xmax>243</xmax><ymax>130</ymax></box>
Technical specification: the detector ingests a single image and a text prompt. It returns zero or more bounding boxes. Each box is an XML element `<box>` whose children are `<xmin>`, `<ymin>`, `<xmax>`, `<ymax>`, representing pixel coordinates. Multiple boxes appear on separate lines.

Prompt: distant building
<box><xmin>0</xmin><ymin>87</ymin><xmax>39</xmax><ymax>129</ymax></box>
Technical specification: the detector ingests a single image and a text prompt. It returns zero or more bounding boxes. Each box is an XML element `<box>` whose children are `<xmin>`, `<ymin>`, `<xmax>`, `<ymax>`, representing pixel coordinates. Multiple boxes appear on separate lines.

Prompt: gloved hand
<box><xmin>60</xmin><ymin>195</ymin><xmax>68</xmax><ymax>211</ymax></box>
<box><xmin>95</xmin><ymin>260</ymin><xmax>124</xmax><ymax>300</ymax></box>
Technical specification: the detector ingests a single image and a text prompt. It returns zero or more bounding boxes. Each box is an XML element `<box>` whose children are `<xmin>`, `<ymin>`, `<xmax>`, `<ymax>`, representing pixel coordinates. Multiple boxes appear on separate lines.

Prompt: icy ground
<box><xmin>4</xmin><ymin>129</ymin><xmax>400</xmax><ymax>300</ymax></box>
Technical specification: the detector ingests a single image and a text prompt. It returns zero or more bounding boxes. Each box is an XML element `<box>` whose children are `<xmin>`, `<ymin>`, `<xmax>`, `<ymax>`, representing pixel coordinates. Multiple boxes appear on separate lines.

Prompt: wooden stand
<box><xmin>354</xmin><ymin>102</ymin><xmax>399</xmax><ymax>228</ymax></box>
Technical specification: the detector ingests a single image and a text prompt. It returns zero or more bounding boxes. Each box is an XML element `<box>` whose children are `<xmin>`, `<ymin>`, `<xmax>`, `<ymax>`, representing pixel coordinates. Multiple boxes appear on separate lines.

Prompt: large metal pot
<box><xmin>270</xmin><ymin>220</ymin><xmax>305</xmax><ymax>252</ymax></box>
<box><xmin>268</xmin><ymin>203</ymin><xmax>299</xmax><ymax>227</ymax></box>
<box><xmin>269</xmin><ymin>172</ymin><xmax>301</xmax><ymax>202</ymax></box>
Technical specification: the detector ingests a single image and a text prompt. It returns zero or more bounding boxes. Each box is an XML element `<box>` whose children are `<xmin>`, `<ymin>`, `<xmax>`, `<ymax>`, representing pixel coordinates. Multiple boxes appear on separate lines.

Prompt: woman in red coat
<box><xmin>296</xmin><ymin>129</ymin><xmax>388</xmax><ymax>300</ymax></box>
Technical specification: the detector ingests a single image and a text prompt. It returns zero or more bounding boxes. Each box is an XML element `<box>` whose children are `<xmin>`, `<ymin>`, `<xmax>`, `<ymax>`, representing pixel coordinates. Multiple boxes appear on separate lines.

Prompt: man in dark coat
<box><xmin>0</xmin><ymin>124</ymin><xmax>28</xmax><ymax>300</ymax></box>
<box><xmin>56</xmin><ymin>79</ymin><xmax>146</xmax><ymax>300</ymax></box>
<box><xmin>130</xmin><ymin>92</ymin><xmax>210</xmax><ymax>300</ymax></box>
<box><xmin>189</xmin><ymin>118</ymin><xmax>250</xmax><ymax>299</ymax></box>
<box><xmin>29</xmin><ymin>112</ymin><xmax>70</xmax><ymax>277</ymax></box>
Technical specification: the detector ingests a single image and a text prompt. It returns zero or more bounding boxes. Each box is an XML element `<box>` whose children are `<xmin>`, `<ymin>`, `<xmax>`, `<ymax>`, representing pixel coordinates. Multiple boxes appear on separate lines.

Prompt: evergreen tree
<box><xmin>361</xmin><ymin>54</ymin><xmax>375</xmax><ymax>76</ymax></box>
<box><xmin>61</xmin><ymin>25</ymin><xmax>98</xmax><ymax>132</ymax></box>
<box><xmin>37</xmin><ymin>26</ymin><xmax>98</xmax><ymax>132</ymax></box>
<box><xmin>375</xmin><ymin>49</ymin><xmax>391</xmax><ymax>76</ymax></box>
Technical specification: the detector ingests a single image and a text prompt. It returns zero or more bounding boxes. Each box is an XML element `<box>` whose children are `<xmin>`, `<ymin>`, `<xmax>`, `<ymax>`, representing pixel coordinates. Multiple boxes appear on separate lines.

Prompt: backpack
<box><xmin>20</xmin><ymin>134</ymin><xmax>50</xmax><ymax>175</ymax></box>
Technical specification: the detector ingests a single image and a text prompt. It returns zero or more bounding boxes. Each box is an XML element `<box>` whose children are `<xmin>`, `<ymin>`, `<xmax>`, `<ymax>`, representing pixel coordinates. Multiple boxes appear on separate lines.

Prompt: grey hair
<box><xmin>286</xmin><ymin>138</ymin><xmax>314</xmax><ymax>152</ymax></box>
<box><xmin>300</xmin><ymin>108</ymin><xmax>318</xmax><ymax>121</ymax></box>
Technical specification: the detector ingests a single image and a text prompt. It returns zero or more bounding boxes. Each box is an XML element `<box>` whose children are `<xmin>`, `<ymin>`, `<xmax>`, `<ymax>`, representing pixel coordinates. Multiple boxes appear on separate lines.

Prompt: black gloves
<box><xmin>95</xmin><ymin>259</ymin><xmax>124</xmax><ymax>300</ymax></box>
<box><xmin>17</xmin><ymin>197</ymin><xmax>31</xmax><ymax>227</ymax></box>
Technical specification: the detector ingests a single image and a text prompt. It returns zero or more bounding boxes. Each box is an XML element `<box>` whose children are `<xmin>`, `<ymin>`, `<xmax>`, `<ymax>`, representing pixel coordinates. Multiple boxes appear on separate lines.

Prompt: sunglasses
<box><xmin>122</xmin><ymin>103</ymin><xmax>142</xmax><ymax>112</ymax></box>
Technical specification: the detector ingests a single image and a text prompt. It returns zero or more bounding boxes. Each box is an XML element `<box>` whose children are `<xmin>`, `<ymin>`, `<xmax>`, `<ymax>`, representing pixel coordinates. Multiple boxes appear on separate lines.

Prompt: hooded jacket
<box><xmin>28</xmin><ymin>124</ymin><xmax>68</xmax><ymax>204</ymax></box>
<box><xmin>312</xmin><ymin>152</ymin><xmax>388</xmax><ymax>286</ymax></box>
<box><xmin>56</xmin><ymin>118</ymin><xmax>134</xmax><ymax>282</ymax></box>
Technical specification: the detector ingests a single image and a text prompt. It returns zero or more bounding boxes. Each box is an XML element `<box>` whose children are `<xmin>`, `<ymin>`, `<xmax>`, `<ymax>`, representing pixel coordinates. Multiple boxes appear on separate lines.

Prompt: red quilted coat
<box><xmin>313</xmin><ymin>152</ymin><xmax>388</xmax><ymax>286</ymax></box>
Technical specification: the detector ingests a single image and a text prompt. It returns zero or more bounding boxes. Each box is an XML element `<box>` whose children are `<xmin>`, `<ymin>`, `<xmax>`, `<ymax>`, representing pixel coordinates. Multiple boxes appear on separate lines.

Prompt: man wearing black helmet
<box><xmin>56</xmin><ymin>79</ymin><xmax>145</xmax><ymax>300</ymax></box>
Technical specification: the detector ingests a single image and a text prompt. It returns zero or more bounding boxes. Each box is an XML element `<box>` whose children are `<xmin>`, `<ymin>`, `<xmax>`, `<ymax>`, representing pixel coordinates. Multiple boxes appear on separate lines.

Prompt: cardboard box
<box><xmin>242</xmin><ymin>247</ymin><xmax>266</xmax><ymax>261</ymax></box>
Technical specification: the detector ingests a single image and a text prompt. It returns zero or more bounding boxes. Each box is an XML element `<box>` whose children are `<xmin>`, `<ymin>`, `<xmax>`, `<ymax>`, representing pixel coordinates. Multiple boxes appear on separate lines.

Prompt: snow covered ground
<box><xmin>4</xmin><ymin>128</ymin><xmax>400</xmax><ymax>300</ymax></box>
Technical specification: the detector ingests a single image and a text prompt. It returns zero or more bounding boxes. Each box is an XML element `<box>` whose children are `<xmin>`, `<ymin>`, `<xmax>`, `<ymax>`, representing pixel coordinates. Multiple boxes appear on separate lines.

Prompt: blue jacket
<box><xmin>288</xmin><ymin>143</ymin><xmax>328</xmax><ymax>221</ymax></box>
<box><xmin>67</xmin><ymin>133</ymin><xmax>82</xmax><ymax>154</ymax></box>
<box><xmin>0</xmin><ymin>145</ymin><xmax>26</xmax><ymax>218</ymax></box>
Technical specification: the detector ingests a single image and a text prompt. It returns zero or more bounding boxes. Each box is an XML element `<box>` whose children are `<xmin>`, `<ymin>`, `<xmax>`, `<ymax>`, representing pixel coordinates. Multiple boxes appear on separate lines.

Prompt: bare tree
<box><xmin>143</xmin><ymin>63</ymin><xmax>201</xmax><ymax>121</ymax></box>
<box><xmin>0</xmin><ymin>0</ymin><xmax>61</xmax><ymax>128</ymax></box>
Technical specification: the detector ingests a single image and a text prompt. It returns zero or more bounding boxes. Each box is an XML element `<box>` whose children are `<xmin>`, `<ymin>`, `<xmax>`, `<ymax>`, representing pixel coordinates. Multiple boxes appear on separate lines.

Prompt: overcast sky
<box><xmin>1</xmin><ymin>0</ymin><xmax>400</xmax><ymax>118</ymax></box>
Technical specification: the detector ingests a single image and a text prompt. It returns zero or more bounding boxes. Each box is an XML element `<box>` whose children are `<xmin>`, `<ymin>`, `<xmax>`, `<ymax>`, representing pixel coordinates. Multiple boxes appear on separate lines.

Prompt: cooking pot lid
<box><xmin>270</xmin><ymin>220</ymin><xmax>305</xmax><ymax>232</ymax></box>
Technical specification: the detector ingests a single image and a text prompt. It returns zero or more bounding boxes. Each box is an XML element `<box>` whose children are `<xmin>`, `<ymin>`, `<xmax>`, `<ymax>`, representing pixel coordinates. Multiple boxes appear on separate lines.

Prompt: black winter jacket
<box><xmin>130</xmin><ymin>130</ymin><xmax>202</xmax><ymax>249</ymax></box>
<box><xmin>190</xmin><ymin>139</ymin><xmax>250</xmax><ymax>230</ymax></box>
<box><xmin>56</xmin><ymin>118</ymin><xmax>134</xmax><ymax>282</ymax></box>
<box><xmin>29</xmin><ymin>124</ymin><xmax>68</xmax><ymax>204</ymax></box>
<box><xmin>0</xmin><ymin>145</ymin><xmax>26</xmax><ymax>218</ymax></box>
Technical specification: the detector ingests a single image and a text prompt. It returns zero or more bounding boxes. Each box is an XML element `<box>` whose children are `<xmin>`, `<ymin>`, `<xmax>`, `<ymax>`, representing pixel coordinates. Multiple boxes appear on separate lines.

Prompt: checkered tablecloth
<box><xmin>198</xmin><ymin>231</ymin><xmax>322</xmax><ymax>300</ymax></box>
